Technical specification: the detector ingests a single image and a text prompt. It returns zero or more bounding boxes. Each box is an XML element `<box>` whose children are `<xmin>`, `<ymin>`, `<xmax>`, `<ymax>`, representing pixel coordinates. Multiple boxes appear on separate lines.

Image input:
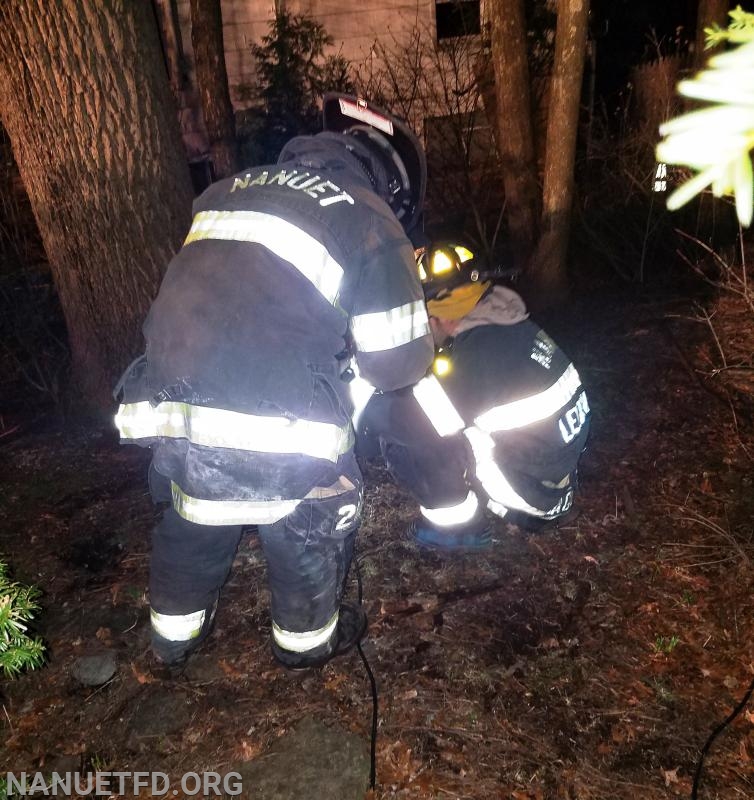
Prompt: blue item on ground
<box><xmin>412</xmin><ymin>521</ymin><xmax>492</xmax><ymax>553</ymax></box>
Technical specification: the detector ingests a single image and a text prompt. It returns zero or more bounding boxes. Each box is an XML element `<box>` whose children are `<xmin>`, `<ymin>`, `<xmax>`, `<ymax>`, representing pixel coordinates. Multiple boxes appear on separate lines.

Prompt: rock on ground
<box><xmin>233</xmin><ymin>715</ymin><xmax>370</xmax><ymax>800</ymax></box>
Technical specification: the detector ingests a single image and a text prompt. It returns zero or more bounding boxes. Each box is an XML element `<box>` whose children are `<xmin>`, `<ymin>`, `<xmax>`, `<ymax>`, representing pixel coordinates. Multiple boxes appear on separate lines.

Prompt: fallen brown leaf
<box><xmin>95</xmin><ymin>626</ymin><xmax>112</xmax><ymax>643</ymax></box>
<box><xmin>235</xmin><ymin>739</ymin><xmax>263</xmax><ymax>761</ymax></box>
<box><xmin>662</xmin><ymin>767</ymin><xmax>680</xmax><ymax>787</ymax></box>
<box><xmin>740</xmin><ymin>739</ymin><xmax>750</xmax><ymax>763</ymax></box>
<box><xmin>130</xmin><ymin>662</ymin><xmax>154</xmax><ymax>685</ymax></box>
<box><xmin>218</xmin><ymin>658</ymin><xmax>243</xmax><ymax>679</ymax></box>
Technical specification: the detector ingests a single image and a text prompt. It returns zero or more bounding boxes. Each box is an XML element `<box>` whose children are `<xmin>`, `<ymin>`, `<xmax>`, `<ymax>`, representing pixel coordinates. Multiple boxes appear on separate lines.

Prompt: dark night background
<box><xmin>592</xmin><ymin>0</ymin><xmax>698</xmax><ymax>96</ymax></box>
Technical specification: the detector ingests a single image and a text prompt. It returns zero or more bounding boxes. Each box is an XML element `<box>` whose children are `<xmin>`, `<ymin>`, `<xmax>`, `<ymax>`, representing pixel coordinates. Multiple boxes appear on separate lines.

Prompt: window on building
<box><xmin>425</xmin><ymin>111</ymin><xmax>495</xmax><ymax>173</ymax></box>
<box><xmin>435</xmin><ymin>1</ymin><xmax>481</xmax><ymax>40</ymax></box>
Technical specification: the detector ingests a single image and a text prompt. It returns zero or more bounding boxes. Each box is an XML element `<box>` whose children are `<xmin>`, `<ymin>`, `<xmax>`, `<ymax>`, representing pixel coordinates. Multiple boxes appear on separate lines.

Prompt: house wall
<box><xmin>159</xmin><ymin>0</ymin><xmax>489</xmax><ymax>175</ymax></box>
<box><xmin>174</xmin><ymin>0</ymin><xmax>436</xmax><ymax>106</ymax></box>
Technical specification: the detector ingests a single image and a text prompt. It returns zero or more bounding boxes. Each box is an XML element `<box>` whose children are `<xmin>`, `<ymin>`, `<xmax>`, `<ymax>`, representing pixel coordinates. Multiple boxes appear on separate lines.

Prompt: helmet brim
<box><xmin>323</xmin><ymin>93</ymin><xmax>427</xmax><ymax>232</ymax></box>
<box><xmin>418</xmin><ymin>242</ymin><xmax>518</xmax><ymax>301</ymax></box>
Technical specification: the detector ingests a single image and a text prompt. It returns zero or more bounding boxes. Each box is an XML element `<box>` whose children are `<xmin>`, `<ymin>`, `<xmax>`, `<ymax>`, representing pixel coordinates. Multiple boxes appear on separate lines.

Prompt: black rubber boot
<box><xmin>412</xmin><ymin>519</ymin><xmax>492</xmax><ymax>554</ymax></box>
<box><xmin>272</xmin><ymin>602</ymin><xmax>368</xmax><ymax>671</ymax></box>
<box><xmin>506</xmin><ymin>506</ymin><xmax>580</xmax><ymax>533</ymax></box>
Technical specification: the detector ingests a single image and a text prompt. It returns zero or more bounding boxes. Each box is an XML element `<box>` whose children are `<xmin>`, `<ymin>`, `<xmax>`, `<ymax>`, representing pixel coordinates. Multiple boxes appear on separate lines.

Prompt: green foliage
<box><xmin>0</xmin><ymin>560</ymin><xmax>45</xmax><ymax>678</ymax></box>
<box><xmin>705</xmin><ymin>5</ymin><xmax>754</xmax><ymax>47</ymax></box>
<box><xmin>658</xmin><ymin>6</ymin><xmax>754</xmax><ymax>226</ymax></box>
<box><xmin>652</xmin><ymin>634</ymin><xmax>680</xmax><ymax>655</ymax></box>
<box><xmin>680</xmin><ymin>590</ymin><xmax>696</xmax><ymax>606</ymax></box>
<box><xmin>236</xmin><ymin>12</ymin><xmax>354</xmax><ymax>165</ymax></box>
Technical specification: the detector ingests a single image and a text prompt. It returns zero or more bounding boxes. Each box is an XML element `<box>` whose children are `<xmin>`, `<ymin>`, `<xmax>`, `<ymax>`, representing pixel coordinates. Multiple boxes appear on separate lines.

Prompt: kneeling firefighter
<box><xmin>360</xmin><ymin>242</ymin><xmax>591</xmax><ymax>551</ymax></box>
<box><xmin>114</xmin><ymin>94</ymin><xmax>433</xmax><ymax>668</ymax></box>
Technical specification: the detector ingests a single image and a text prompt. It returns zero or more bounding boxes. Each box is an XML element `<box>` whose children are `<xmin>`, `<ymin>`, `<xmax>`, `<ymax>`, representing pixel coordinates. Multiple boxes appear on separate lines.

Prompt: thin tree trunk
<box><xmin>526</xmin><ymin>0</ymin><xmax>589</xmax><ymax>307</ymax></box>
<box><xmin>488</xmin><ymin>0</ymin><xmax>540</xmax><ymax>271</ymax></box>
<box><xmin>154</xmin><ymin>0</ymin><xmax>187</xmax><ymax>94</ymax></box>
<box><xmin>190</xmin><ymin>0</ymin><xmax>239</xmax><ymax>179</ymax></box>
<box><xmin>695</xmin><ymin>0</ymin><xmax>730</xmax><ymax>65</ymax></box>
<box><xmin>0</xmin><ymin>0</ymin><xmax>194</xmax><ymax>407</ymax></box>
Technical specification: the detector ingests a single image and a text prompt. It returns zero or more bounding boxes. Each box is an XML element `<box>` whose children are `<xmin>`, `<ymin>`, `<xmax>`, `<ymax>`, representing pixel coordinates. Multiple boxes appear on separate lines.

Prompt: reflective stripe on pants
<box><xmin>150</xmin><ymin>608</ymin><xmax>205</xmax><ymax>642</ymax></box>
<box><xmin>272</xmin><ymin>611</ymin><xmax>339</xmax><ymax>653</ymax></box>
<box><xmin>420</xmin><ymin>490</ymin><xmax>480</xmax><ymax>527</ymax></box>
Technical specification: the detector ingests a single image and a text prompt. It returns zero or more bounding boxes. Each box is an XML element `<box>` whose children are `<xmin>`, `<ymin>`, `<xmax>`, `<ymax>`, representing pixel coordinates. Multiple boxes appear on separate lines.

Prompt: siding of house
<box><xmin>175</xmin><ymin>0</ymin><xmax>435</xmax><ymax>107</ymax></box>
<box><xmin>160</xmin><ymin>0</ymin><xmax>492</xmax><ymax>200</ymax></box>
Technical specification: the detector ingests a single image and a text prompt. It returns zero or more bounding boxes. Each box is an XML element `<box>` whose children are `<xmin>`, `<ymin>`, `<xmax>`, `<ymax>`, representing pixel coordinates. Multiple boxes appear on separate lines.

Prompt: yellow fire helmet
<box><xmin>416</xmin><ymin>241</ymin><xmax>490</xmax><ymax>319</ymax></box>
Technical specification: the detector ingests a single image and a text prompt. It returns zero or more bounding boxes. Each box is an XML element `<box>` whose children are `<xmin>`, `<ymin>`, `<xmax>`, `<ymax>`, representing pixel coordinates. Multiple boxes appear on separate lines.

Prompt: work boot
<box><xmin>412</xmin><ymin>520</ymin><xmax>492</xmax><ymax>554</ymax></box>
<box><xmin>507</xmin><ymin>506</ymin><xmax>580</xmax><ymax>533</ymax></box>
<box><xmin>272</xmin><ymin>602</ymin><xmax>368</xmax><ymax>671</ymax></box>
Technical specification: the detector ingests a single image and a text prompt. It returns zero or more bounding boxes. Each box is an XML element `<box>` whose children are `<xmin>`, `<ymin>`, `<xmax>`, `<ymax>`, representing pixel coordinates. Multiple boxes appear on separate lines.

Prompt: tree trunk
<box><xmin>190</xmin><ymin>0</ymin><xmax>239</xmax><ymax>179</ymax></box>
<box><xmin>0</xmin><ymin>0</ymin><xmax>194</xmax><ymax>407</ymax></box>
<box><xmin>154</xmin><ymin>0</ymin><xmax>187</xmax><ymax>94</ymax></box>
<box><xmin>695</xmin><ymin>0</ymin><xmax>730</xmax><ymax>65</ymax></box>
<box><xmin>488</xmin><ymin>0</ymin><xmax>540</xmax><ymax>270</ymax></box>
<box><xmin>526</xmin><ymin>0</ymin><xmax>589</xmax><ymax>307</ymax></box>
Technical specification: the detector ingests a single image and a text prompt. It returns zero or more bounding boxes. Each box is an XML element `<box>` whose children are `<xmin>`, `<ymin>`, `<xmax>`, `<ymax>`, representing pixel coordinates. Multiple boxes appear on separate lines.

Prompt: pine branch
<box><xmin>0</xmin><ymin>560</ymin><xmax>46</xmax><ymax>678</ymax></box>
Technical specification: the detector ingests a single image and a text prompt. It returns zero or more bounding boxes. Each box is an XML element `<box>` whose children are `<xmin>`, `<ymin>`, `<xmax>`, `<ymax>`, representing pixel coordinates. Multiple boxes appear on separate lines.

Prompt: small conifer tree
<box><xmin>0</xmin><ymin>560</ymin><xmax>45</xmax><ymax>678</ymax></box>
<box><xmin>236</xmin><ymin>11</ymin><xmax>354</xmax><ymax>164</ymax></box>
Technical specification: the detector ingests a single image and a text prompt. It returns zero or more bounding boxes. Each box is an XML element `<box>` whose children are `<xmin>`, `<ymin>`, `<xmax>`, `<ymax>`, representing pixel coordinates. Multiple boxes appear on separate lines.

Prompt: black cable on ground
<box><xmin>357</xmin><ymin>639</ymin><xmax>378</xmax><ymax>790</ymax></box>
<box><xmin>691</xmin><ymin>673</ymin><xmax>754</xmax><ymax>799</ymax></box>
<box><xmin>354</xmin><ymin>555</ymin><xmax>378</xmax><ymax>791</ymax></box>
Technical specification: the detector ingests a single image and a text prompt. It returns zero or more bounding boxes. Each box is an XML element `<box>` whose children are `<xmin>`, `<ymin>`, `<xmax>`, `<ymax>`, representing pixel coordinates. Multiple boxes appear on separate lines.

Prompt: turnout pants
<box><xmin>382</xmin><ymin>435</ymin><xmax>577</xmax><ymax>531</ymax></box>
<box><xmin>149</xmin><ymin>467</ymin><xmax>362</xmax><ymax>666</ymax></box>
<box><xmin>363</xmin><ymin>390</ymin><xmax>488</xmax><ymax>534</ymax></box>
<box><xmin>363</xmin><ymin>390</ymin><xmax>576</xmax><ymax>533</ymax></box>
<box><xmin>381</xmin><ymin>438</ymin><xmax>488</xmax><ymax>534</ymax></box>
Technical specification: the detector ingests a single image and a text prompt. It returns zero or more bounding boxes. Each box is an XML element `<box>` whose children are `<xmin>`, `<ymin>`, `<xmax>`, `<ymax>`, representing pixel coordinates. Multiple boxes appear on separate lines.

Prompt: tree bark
<box><xmin>190</xmin><ymin>0</ymin><xmax>240</xmax><ymax>179</ymax></box>
<box><xmin>526</xmin><ymin>0</ymin><xmax>589</xmax><ymax>307</ymax></box>
<box><xmin>695</xmin><ymin>0</ymin><xmax>730</xmax><ymax>65</ymax></box>
<box><xmin>488</xmin><ymin>0</ymin><xmax>540</xmax><ymax>271</ymax></box>
<box><xmin>0</xmin><ymin>0</ymin><xmax>194</xmax><ymax>407</ymax></box>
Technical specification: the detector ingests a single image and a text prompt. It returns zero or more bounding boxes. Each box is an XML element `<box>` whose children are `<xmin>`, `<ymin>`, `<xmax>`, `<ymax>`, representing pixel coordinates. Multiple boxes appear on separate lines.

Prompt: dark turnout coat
<box><xmin>115</xmin><ymin>135</ymin><xmax>434</xmax><ymax>525</ymax></box>
<box><xmin>363</xmin><ymin>287</ymin><xmax>590</xmax><ymax>525</ymax></box>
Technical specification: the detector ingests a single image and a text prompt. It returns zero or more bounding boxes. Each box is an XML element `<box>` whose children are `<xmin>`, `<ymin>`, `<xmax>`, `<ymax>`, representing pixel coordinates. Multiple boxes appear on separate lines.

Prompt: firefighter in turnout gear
<box><xmin>114</xmin><ymin>94</ymin><xmax>433</xmax><ymax>669</ymax></box>
<box><xmin>360</xmin><ymin>242</ymin><xmax>590</xmax><ymax>552</ymax></box>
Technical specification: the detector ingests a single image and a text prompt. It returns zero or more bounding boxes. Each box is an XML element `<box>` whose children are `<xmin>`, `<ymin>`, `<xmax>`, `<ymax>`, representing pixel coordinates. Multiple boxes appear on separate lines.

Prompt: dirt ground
<box><xmin>1</xmin><ymin>282</ymin><xmax>753</xmax><ymax>799</ymax></box>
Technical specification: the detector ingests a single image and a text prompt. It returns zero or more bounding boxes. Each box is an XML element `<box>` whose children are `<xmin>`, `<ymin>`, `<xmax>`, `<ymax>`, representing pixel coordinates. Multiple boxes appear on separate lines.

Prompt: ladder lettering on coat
<box><xmin>558</xmin><ymin>391</ymin><xmax>590</xmax><ymax>443</ymax></box>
